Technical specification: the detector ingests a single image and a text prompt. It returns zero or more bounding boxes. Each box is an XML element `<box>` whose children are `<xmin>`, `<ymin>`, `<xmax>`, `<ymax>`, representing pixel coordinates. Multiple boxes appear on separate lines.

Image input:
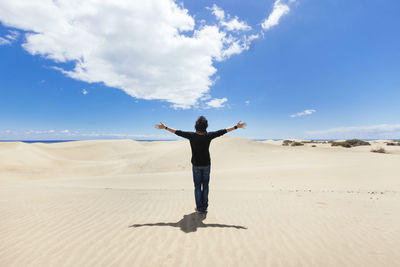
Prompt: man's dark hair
<box><xmin>195</xmin><ymin>116</ymin><xmax>208</xmax><ymax>132</ymax></box>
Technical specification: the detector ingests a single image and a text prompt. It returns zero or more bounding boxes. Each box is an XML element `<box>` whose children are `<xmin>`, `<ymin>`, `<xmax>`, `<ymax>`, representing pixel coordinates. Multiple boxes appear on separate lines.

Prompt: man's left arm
<box><xmin>226</xmin><ymin>121</ymin><xmax>247</xmax><ymax>133</ymax></box>
<box><xmin>209</xmin><ymin>129</ymin><xmax>227</xmax><ymax>139</ymax></box>
<box><xmin>155</xmin><ymin>122</ymin><xmax>194</xmax><ymax>139</ymax></box>
<box><xmin>209</xmin><ymin>121</ymin><xmax>247</xmax><ymax>139</ymax></box>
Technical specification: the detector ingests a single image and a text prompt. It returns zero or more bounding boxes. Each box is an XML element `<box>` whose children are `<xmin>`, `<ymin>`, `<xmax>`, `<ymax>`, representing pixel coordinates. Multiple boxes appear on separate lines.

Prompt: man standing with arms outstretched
<box><xmin>155</xmin><ymin>116</ymin><xmax>247</xmax><ymax>213</ymax></box>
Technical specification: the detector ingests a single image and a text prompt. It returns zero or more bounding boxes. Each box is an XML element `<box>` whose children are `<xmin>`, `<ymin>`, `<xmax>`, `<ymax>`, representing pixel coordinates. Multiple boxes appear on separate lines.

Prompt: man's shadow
<box><xmin>129</xmin><ymin>212</ymin><xmax>247</xmax><ymax>233</ymax></box>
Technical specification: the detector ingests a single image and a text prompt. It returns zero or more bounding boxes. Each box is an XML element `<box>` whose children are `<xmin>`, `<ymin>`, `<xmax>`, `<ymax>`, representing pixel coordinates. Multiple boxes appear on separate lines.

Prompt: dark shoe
<box><xmin>195</xmin><ymin>207</ymin><xmax>206</xmax><ymax>213</ymax></box>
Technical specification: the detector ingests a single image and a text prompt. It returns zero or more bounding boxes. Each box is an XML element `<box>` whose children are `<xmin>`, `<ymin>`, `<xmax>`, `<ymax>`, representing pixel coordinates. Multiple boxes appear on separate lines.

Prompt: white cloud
<box><xmin>262</xmin><ymin>0</ymin><xmax>295</xmax><ymax>31</ymax></box>
<box><xmin>60</xmin><ymin>129</ymin><xmax>70</xmax><ymax>134</ymax></box>
<box><xmin>0</xmin><ymin>29</ymin><xmax>19</xmax><ymax>45</ymax></box>
<box><xmin>223</xmin><ymin>18</ymin><xmax>251</xmax><ymax>32</ymax></box>
<box><xmin>0</xmin><ymin>36</ymin><xmax>10</xmax><ymax>45</ymax></box>
<box><xmin>210</xmin><ymin>4</ymin><xmax>225</xmax><ymax>21</ymax></box>
<box><xmin>5</xmin><ymin>30</ymin><xmax>19</xmax><ymax>40</ymax></box>
<box><xmin>305</xmin><ymin>124</ymin><xmax>400</xmax><ymax>139</ymax></box>
<box><xmin>205</xmin><ymin>97</ymin><xmax>228</xmax><ymax>108</ymax></box>
<box><xmin>245</xmin><ymin>100</ymin><xmax>250</xmax><ymax>105</ymax></box>
<box><xmin>220</xmin><ymin>33</ymin><xmax>259</xmax><ymax>59</ymax></box>
<box><xmin>0</xmin><ymin>0</ymin><xmax>259</xmax><ymax>109</ymax></box>
<box><xmin>82</xmin><ymin>89</ymin><xmax>88</xmax><ymax>95</ymax></box>
<box><xmin>290</xmin><ymin>109</ymin><xmax>316</xmax><ymax>118</ymax></box>
<box><xmin>210</xmin><ymin>4</ymin><xmax>251</xmax><ymax>31</ymax></box>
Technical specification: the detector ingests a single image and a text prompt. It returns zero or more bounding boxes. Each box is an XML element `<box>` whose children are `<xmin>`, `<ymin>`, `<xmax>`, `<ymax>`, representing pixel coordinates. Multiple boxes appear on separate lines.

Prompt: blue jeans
<box><xmin>192</xmin><ymin>165</ymin><xmax>211</xmax><ymax>212</ymax></box>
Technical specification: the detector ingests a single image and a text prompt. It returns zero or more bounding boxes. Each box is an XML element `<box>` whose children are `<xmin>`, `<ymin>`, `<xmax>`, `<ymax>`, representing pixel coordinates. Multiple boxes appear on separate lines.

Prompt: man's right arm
<box><xmin>155</xmin><ymin>122</ymin><xmax>192</xmax><ymax>139</ymax></box>
<box><xmin>155</xmin><ymin>122</ymin><xmax>176</xmax><ymax>133</ymax></box>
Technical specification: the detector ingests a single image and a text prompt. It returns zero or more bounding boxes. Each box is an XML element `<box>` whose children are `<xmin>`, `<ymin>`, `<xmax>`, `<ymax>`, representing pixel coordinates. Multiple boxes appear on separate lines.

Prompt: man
<box><xmin>155</xmin><ymin>116</ymin><xmax>247</xmax><ymax>213</ymax></box>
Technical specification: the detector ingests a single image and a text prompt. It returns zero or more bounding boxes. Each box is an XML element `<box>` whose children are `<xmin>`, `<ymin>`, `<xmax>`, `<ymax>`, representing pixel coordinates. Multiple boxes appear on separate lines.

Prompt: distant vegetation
<box><xmin>371</xmin><ymin>147</ymin><xmax>386</xmax><ymax>153</ymax></box>
<box><xmin>291</xmin><ymin>141</ymin><xmax>304</xmax><ymax>146</ymax></box>
<box><xmin>301</xmin><ymin>140</ymin><xmax>328</xmax><ymax>144</ymax></box>
<box><xmin>282</xmin><ymin>140</ymin><xmax>291</xmax><ymax>146</ymax></box>
<box><xmin>281</xmin><ymin>139</ymin><xmax>379</xmax><ymax>148</ymax></box>
<box><xmin>282</xmin><ymin>140</ymin><xmax>304</xmax><ymax>146</ymax></box>
<box><xmin>386</xmin><ymin>141</ymin><xmax>400</xmax><ymax>146</ymax></box>
<box><xmin>280</xmin><ymin>139</ymin><xmax>398</xmax><ymax>150</ymax></box>
<box><xmin>330</xmin><ymin>139</ymin><xmax>370</xmax><ymax>148</ymax></box>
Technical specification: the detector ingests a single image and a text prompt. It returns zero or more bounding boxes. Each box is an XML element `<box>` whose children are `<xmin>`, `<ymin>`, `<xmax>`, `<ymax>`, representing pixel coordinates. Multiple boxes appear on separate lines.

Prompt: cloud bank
<box><xmin>0</xmin><ymin>0</ymin><xmax>264</xmax><ymax>109</ymax></box>
<box><xmin>306</xmin><ymin>124</ymin><xmax>400</xmax><ymax>139</ymax></box>
<box><xmin>0</xmin><ymin>0</ymin><xmax>295</xmax><ymax>108</ymax></box>
<box><xmin>0</xmin><ymin>129</ymin><xmax>172</xmax><ymax>140</ymax></box>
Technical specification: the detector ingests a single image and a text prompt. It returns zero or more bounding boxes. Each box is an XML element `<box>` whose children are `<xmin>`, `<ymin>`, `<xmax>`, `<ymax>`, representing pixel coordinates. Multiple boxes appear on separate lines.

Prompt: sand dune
<box><xmin>1</xmin><ymin>137</ymin><xmax>400</xmax><ymax>266</ymax></box>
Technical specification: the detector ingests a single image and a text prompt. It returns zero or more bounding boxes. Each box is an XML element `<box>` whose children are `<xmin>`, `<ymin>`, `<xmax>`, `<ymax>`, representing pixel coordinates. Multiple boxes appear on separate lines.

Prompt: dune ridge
<box><xmin>1</xmin><ymin>137</ymin><xmax>400</xmax><ymax>266</ymax></box>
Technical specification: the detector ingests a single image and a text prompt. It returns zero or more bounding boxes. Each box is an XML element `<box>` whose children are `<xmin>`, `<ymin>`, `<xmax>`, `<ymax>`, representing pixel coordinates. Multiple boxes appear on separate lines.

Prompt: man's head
<box><xmin>195</xmin><ymin>116</ymin><xmax>208</xmax><ymax>132</ymax></box>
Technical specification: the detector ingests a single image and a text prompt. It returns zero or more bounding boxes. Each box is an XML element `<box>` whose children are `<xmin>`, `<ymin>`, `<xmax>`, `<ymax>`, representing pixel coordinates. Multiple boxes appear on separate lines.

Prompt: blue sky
<box><xmin>1</xmin><ymin>0</ymin><xmax>399</xmax><ymax>140</ymax></box>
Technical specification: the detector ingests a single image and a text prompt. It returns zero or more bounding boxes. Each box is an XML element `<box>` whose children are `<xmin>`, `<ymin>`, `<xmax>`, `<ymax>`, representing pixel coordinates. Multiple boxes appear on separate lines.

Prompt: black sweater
<box><xmin>175</xmin><ymin>129</ymin><xmax>227</xmax><ymax>166</ymax></box>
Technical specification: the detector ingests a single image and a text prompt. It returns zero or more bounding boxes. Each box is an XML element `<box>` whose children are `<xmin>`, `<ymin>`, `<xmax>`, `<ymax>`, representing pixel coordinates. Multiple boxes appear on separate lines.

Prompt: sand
<box><xmin>1</xmin><ymin>137</ymin><xmax>400</xmax><ymax>266</ymax></box>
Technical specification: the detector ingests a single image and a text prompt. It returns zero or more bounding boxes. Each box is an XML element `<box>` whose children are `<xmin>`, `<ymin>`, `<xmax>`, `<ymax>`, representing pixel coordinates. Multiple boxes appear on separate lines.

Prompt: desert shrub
<box><xmin>312</xmin><ymin>145</ymin><xmax>317</xmax><ymax>147</ymax></box>
<box><xmin>282</xmin><ymin>140</ymin><xmax>304</xmax><ymax>146</ymax></box>
<box><xmin>346</xmin><ymin>139</ymin><xmax>370</xmax><ymax>146</ymax></box>
<box><xmin>282</xmin><ymin>140</ymin><xmax>293</xmax><ymax>146</ymax></box>
<box><xmin>371</xmin><ymin>147</ymin><xmax>386</xmax><ymax>153</ymax></box>
<box><xmin>291</xmin><ymin>142</ymin><xmax>304</xmax><ymax>146</ymax></box>
<box><xmin>331</xmin><ymin>141</ymin><xmax>352</xmax><ymax>148</ymax></box>
<box><xmin>331</xmin><ymin>139</ymin><xmax>370</xmax><ymax>148</ymax></box>
<box><xmin>297</xmin><ymin>140</ymin><xmax>327</xmax><ymax>144</ymax></box>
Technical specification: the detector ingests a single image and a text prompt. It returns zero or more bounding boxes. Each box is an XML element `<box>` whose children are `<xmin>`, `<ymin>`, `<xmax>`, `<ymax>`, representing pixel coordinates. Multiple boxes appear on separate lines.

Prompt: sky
<box><xmin>1</xmin><ymin>0</ymin><xmax>399</xmax><ymax>140</ymax></box>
